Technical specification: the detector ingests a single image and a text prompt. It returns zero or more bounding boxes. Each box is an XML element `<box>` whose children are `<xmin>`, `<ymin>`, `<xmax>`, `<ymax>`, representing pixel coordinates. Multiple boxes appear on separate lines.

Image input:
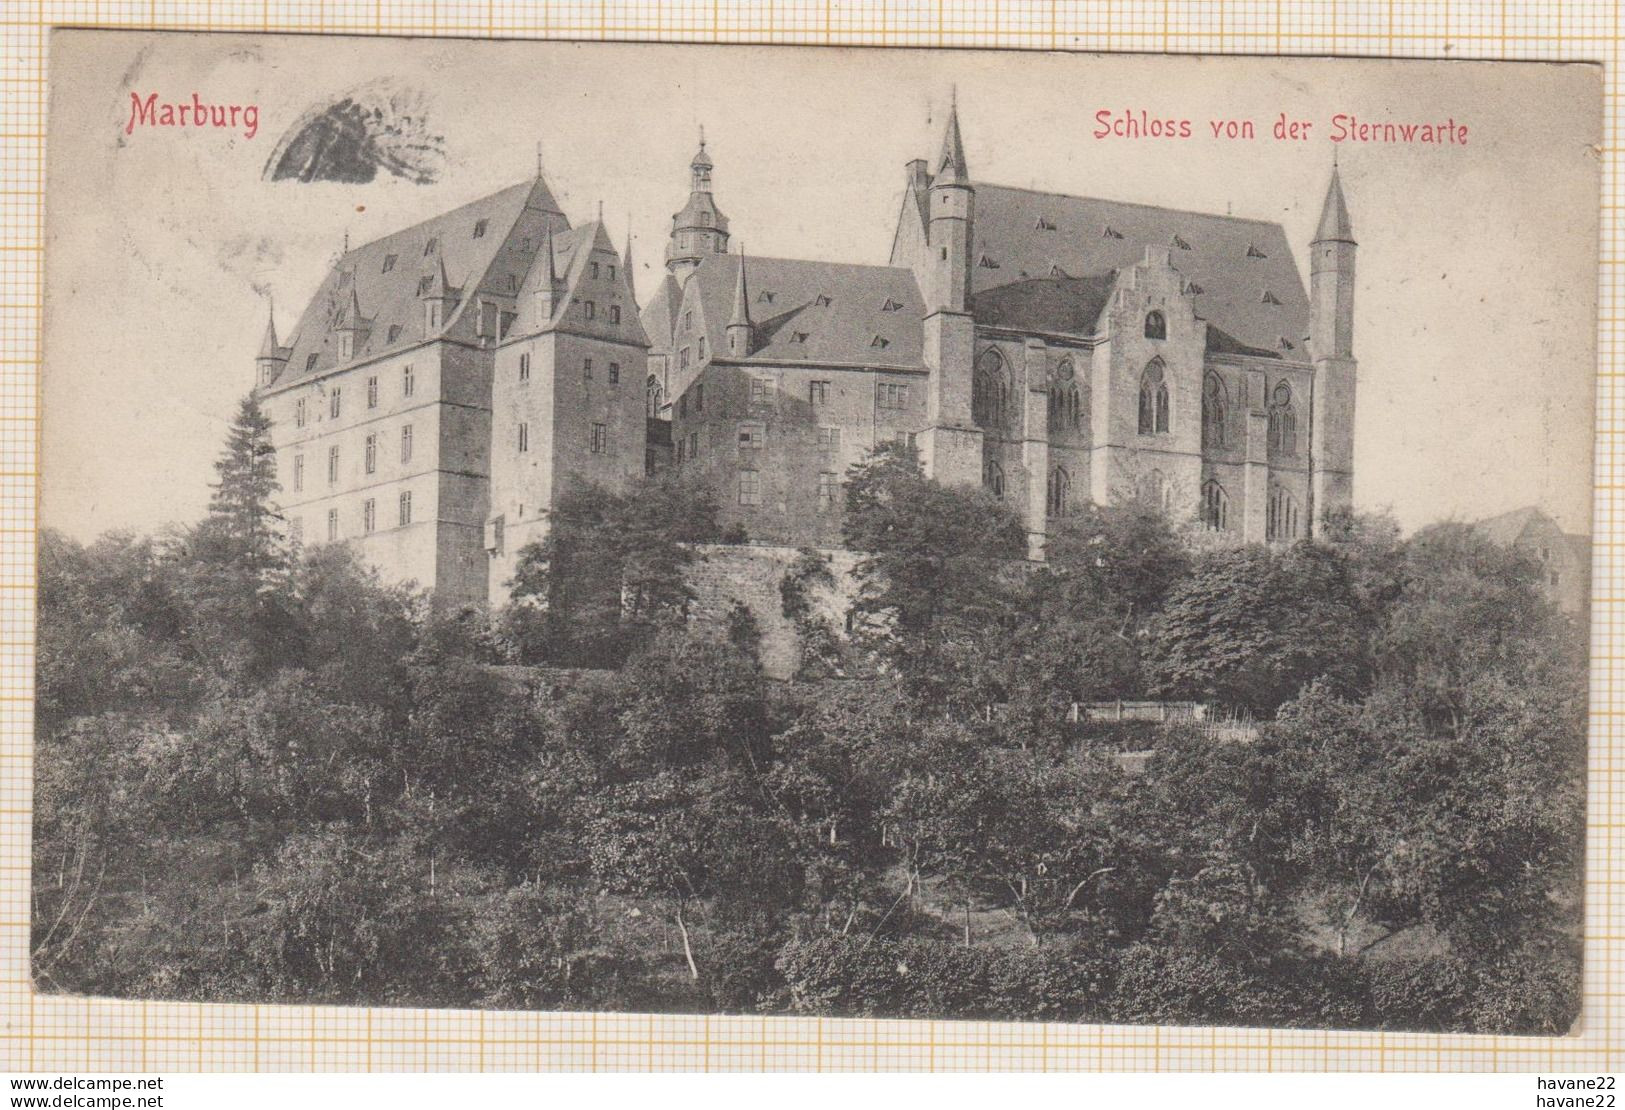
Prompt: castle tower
<box><xmin>665</xmin><ymin>131</ymin><xmax>731</xmax><ymax>284</ymax></box>
<box><xmin>727</xmin><ymin>247</ymin><xmax>754</xmax><ymax>356</ymax></box>
<box><xmin>1308</xmin><ymin>164</ymin><xmax>1357</xmax><ymax>530</ymax></box>
<box><xmin>254</xmin><ymin>303</ymin><xmax>289</xmax><ymax>389</ymax></box>
<box><xmin>918</xmin><ymin>95</ymin><xmax>982</xmax><ymax>488</ymax></box>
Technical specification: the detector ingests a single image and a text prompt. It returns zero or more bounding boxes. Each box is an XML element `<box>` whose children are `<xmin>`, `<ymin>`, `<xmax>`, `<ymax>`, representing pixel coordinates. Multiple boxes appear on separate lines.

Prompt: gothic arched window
<box><xmin>983</xmin><ymin>456</ymin><xmax>1005</xmax><ymax>499</ymax></box>
<box><xmin>1267</xmin><ymin>483</ymin><xmax>1301</xmax><ymax>544</ymax></box>
<box><xmin>1268</xmin><ymin>382</ymin><xmax>1298</xmax><ymax>455</ymax></box>
<box><xmin>973</xmin><ymin>349</ymin><xmax>1010</xmax><ymax>430</ymax></box>
<box><xmin>1201</xmin><ymin>480</ymin><xmax>1230</xmax><ymax>532</ymax></box>
<box><xmin>1137</xmin><ymin>469</ymin><xmax>1171</xmax><ymax>514</ymax></box>
<box><xmin>647</xmin><ymin>374</ymin><xmax>664</xmax><ymax>417</ymax></box>
<box><xmin>1202</xmin><ymin>372</ymin><xmax>1228</xmax><ymax>449</ymax></box>
<box><xmin>1145</xmin><ymin>310</ymin><xmax>1167</xmax><ymax>340</ymax></box>
<box><xmin>1047</xmin><ymin>466</ymin><xmax>1071</xmax><ymax>518</ymax></box>
<box><xmin>1139</xmin><ymin>359</ymin><xmax>1170</xmax><ymax>435</ymax></box>
<box><xmin>1048</xmin><ymin>359</ymin><xmax>1082</xmax><ymax>434</ymax></box>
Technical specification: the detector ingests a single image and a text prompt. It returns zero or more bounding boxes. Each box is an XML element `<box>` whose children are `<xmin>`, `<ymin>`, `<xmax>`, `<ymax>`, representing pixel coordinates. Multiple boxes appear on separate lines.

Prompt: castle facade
<box><xmin>255</xmin><ymin>102</ymin><xmax>1357</xmax><ymax>604</ymax></box>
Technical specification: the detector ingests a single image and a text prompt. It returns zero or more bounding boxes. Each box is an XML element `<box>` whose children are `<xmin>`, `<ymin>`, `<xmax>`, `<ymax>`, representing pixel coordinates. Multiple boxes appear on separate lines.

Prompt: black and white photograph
<box><xmin>35</xmin><ymin>31</ymin><xmax>1601</xmax><ymax>1036</ymax></box>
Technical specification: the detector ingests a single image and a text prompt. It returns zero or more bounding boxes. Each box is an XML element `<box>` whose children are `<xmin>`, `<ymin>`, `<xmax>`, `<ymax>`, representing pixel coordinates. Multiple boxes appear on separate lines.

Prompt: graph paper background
<box><xmin>0</xmin><ymin>0</ymin><xmax>1620</xmax><ymax>1073</ymax></box>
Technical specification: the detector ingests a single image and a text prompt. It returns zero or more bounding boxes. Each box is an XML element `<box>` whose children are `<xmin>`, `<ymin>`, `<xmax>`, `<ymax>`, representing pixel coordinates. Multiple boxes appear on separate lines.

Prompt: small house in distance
<box><xmin>1473</xmin><ymin>506</ymin><xmax>1592</xmax><ymax>617</ymax></box>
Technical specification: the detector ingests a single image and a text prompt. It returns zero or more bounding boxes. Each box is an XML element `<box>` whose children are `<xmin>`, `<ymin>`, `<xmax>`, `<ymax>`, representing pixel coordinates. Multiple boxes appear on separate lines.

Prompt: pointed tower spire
<box><xmin>1314</xmin><ymin>164</ymin><xmax>1355</xmax><ymax>244</ymax></box>
<box><xmin>535</xmin><ymin>217</ymin><xmax>560</xmax><ymax>320</ymax></box>
<box><xmin>936</xmin><ymin>90</ymin><xmax>969</xmax><ymax>185</ymax></box>
<box><xmin>727</xmin><ymin>247</ymin><xmax>753</xmax><ymax>357</ymax></box>
<box><xmin>623</xmin><ymin>218</ymin><xmax>638</xmax><ymax>310</ymax></box>
<box><xmin>258</xmin><ymin>303</ymin><xmax>280</xmax><ymax>358</ymax></box>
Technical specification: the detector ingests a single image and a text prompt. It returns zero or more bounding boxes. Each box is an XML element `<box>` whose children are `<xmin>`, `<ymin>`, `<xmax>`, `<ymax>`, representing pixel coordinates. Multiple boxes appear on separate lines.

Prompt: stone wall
<box><xmin>684</xmin><ymin>542</ymin><xmax>862</xmax><ymax>679</ymax></box>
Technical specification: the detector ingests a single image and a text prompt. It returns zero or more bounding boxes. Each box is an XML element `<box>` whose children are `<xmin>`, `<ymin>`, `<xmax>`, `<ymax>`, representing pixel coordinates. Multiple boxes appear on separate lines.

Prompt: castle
<box><xmin>253</xmin><ymin>102</ymin><xmax>1357</xmax><ymax>606</ymax></box>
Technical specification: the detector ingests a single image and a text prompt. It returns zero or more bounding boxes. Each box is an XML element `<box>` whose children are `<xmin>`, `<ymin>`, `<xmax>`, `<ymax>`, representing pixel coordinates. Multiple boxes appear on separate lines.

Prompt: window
<box><xmin>1267</xmin><ymin>483</ymin><xmax>1300</xmax><ymax>543</ymax></box>
<box><xmin>426</xmin><ymin>303</ymin><xmax>441</xmax><ymax>330</ymax></box>
<box><xmin>326</xmin><ymin>508</ymin><xmax>339</xmax><ymax>542</ymax></box>
<box><xmin>738</xmin><ymin>424</ymin><xmax>763</xmax><ymax>449</ymax></box>
<box><xmin>750</xmin><ymin>379</ymin><xmax>770</xmax><ymax>403</ymax></box>
<box><xmin>584</xmin><ymin>358</ymin><xmax>593</xmax><ymax>381</ymax></box>
<box><xmin>424</xmin><ymin>237</ymin><xmax>438</xmax><ymax>256</ymax></box>
<box><xmin>738</xmin><ymin>469</ymin><xmax>761</xmax><ymax>506</ymax></box>
<box><xmin>1268</xmin><ymin>382</ymin><xmax>1298</xmax><ymax>455</ymax></box>
<box><xmin>340</xmin><ymin>332</ymin><xmax>355</xmax><ymax>361</ymax></box>
<box><xmin>293</xmin><ymin>454</ymin><xmax>304</xmax><ymax>492</ymax></box>
<box><xmin>329</xmin><ymin>387</ymin><xmax>342</xmax><ymax>419</ymax></box>
<box><xmin>675</xmin><ymin>440</ymin><xmax>685</xmax><ymax>464</ymax></box>
<box><xmin>1046</xmin><ymin>466</ymin><xmax>1071</xmax><ymax>518</ymax></box>
<box><xmin>679</xmin><ymin>395</ymin><xmax>688</xmax><ymax>418</ymax></box>
<box><xmin>1048</xmin><ymin>360</ymin><xmax>1082</xmax><ymax>433</ymax></box>
<box><xmin>984</xmin><ymin>457</ymin><xmax>1005</xmax><ymax>499</ymax></box>
<box><xmin>364</xmin><ymin>433</ymin><xmax>377</xmax><ymax>474</ymax></box>
<box><xmin>367</xmin><ymin>376</ymin><xmax>378</xmax><ymax>408</ymax></box>
<box><xmin>473</xmin><ymin>219</ymin><xmax>488</xmax><ymax>239</ymax></box>
<box><xmin>382</xmin><ymin>254</ymin><xmax>397</xmax><ymax>273</ymax></box>
<box><xmin>684</xmin><ymin>311</ymin><xmax>693</xmax><ymax>331</ymax></box>
<box><xmin>363</xmin><ymin>498</ymin><xmax>376</xmax><ymax>534</ymax></box>
<box><xmin>1202</xmin><ymin>480</ymin><xmax>1230</xmax><ymax>532</ymax></box>
<box><xmin>817</xmin><ymin>471</ymin><xmax>839</xmax><ymax>508</ymax></box>
<box><xmin>583</xmin><ymin>301</ymin><xmax>596</xmax><ymax>320</ymax></box>
<box><xmin>591</xmin><ymin>423</ymin><xmax>608</xmax><ymax>453</ymax></box>
<box><xmin>388</xmin><ymin>325</ymin><xmax>402</xmax><ymax>344</ymax></box>
<box><xmin>679</xmin><ymin>348</ymin><xmax>691</xmax><ymax>371</ymax></box>
<box><xmin>305</xmin><ymin>354</ymin><xmax>319</xmax><ymax>373</ymax></box>
<box><xmin>687</xmin><ymin>431</ymin><xmax>699</xmax><ymax>458</ymax></box>
<box><xmin>590</xmin><ymin>262</ymin><xmax>600</xmax><ymax>279</ymax></box>
<box><xmin>519</xmin><ymin>353</ymin><xmax>530</xmax><ymax>382</ymax></box>
<box><xmin>295</xmin><ymin>398</ymin><xmax>307</xmax><ymax>428</ymax></box>
<box><xmin>289</xmin><ymin>518</ymin><xmax>303</xmax><ymax>546</ymax></box>
<box><xmin>608</xmin><ymin>265</ymin><xmax>616</xmax><ymax>282</ymax></box>
<box><xmin>878</xmin><ymin>382</ymin><xmax>909</xmax><ymax>409</ymax></box>
<box><xmin>609</xmin><ymin>362</ymin><xmax>621</xmax><ymax>385</ymax></box>
<box><xmin>327</xmin><ymin>445</ymin><xmax>340</xmax><ymax>484</ymax></box>
<box><xmin>647</xmin><ymin>375</ymin><xmax>664</xmax><ymax>417</ymax></box>
<box><xmin>610</xmin><ymin>305</ymin><xmax>621</xmax><ymax>324</ymax></box>
<box><xmin>1137</xmin><ymin>469</ymin><xmax>1171</xmax><ymax>513</ymax></box>
<box><xmin>694</xmin><ymin>384</ymin><xmax>703</xmax><ymax>412</ymax></box>
<box><xmin>698</xmin><ymin>337</ymin><xmax>706</xmax><ymax>362</ymax></box>
<box><xmin>403</xmin><ymin>365</ymin><xmax>415</xmax><ymax>397</ymax></box>
<box><xmin>809</xmin><ymin>380</ymin><xmax>830</xmax><ymax>406</ymax></box>
<box><xmin>973</xmin><ymin>349</ymin><xmax>1009</xmax><ymax>428</ymax></box>
<box><xmin>401</xmin><ymin>424</ymin><xmax>413</xmax><ymax>463</ymax></box>
<box><xmin>818</xmin><ymin>426</ymin><xmax>841</xmax><ymax>450</ymax></box>
<box><xmin>1139</xmin><ymin>359</ymin><xmax>1170</xmax><ymax>435</ymax></box>
<box><xmin>398</xmin><ymin>490</ymin><xmax>412</xmax><ymax>526</ymax></box>
<box><xmin>1144</xmin><ymin>311</ymin><xmax>1167</xmax><ymax>340</ymax></box>
<box><xmin>517</xmin><ymin>422</ymin><xmax>529</xmax><ymax>453</ymax></box>
<box><xmin>1202</xmin><ymin>372</ymin><xmax>1228</xmax><ymax>449</ymax></box>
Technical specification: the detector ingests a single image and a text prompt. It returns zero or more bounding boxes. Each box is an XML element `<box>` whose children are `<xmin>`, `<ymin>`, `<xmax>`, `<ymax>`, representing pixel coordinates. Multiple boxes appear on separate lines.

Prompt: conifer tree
<box><xmin>195</xmin><ymin>393</ymin><xmax>288</xmax><ymax>592</ymax></box>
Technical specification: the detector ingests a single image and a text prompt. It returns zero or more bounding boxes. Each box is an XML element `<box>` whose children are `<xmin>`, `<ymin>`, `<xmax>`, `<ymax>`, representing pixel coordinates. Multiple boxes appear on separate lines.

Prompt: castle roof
<box><xmin>271</xmin><ymin>175</ymin><xmax>565</xmax><ymax>387</ymax></box>
<box><xmin>1315</xmin><ymin>167</ymin><xmax>1355</xmax><ymax>244</ymax></box>
<box><xmin>678</xmin><ymin>254</ymin><xmax>925</xmax><ymax>368</ymax></box>
<box><xmin>967</xmin><ymin>183</ymin><xmax>1311</xmax><ymax>356</ymax></box>
<box><xmin>513</xmin><ymin>219</ymin><xmax>649</xmax><ymax>346</ymax></box>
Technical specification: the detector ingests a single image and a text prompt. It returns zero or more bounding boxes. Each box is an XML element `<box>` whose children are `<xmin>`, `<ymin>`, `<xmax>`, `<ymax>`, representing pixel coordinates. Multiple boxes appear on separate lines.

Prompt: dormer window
<box><xmin>1102</xmin><ymin>226</ymin><xmax>1124</xmax><ymax>239</ymax></box>
<box><xmin>473</xmin><ymin>219</ymin><xmax>488</xmax><ymax>239</ymax></box>
<box><xmin>387</xmin><ymin>325</ymin><xmax>402</xmax><ymax>343</ymax></box>
<box><xmin>340</xmin><ymin>332</ymin><xmax>354</xmax><ymax>360</ymax></box>
<box><xmin>1171</xmin><ymin>234</ymin><xmax>1192</xmax><ymax>251</ymax></box>
<box><xmin>815</xmin><ymin>294</ymin><xmax>832</xmax><ymax>307</ymax></box>
<box><xmin>871</xmin><ymin>335</ymin><xmax>890</xmax><ymax>349</ymax></box>
<box><xmin>1035</xmin><ymin>216</ymin><xmax>1057</xmax><ymax>231</ymax></box>
<box><xmin>882</xmin><ymin>298</ymin><xmax>903</xmax><ymax>312</ymax></box>
<box><xmin>305</xmin><ymin>354</ymin><xmax>318</xmax><ymax>372</ymax></box>
<box><xmin>426</xmin><ymin>303</ymin><xmax>441</xmax><ymax>330</ymax></box>
<box><xmin>418</xmin><ymin>276</ymin><xmax>433</xmax><ymax>295</ymax></box>
<box><xmin>1261</xmin><ymin>290</ymin><xmax>1282</xmax><ymax>305</ymax></box>
<box><xmin>507</xmin><ymin>274</ymin><xmax>518</xmax><ymax>292</ymax></box>
<box><xmin>758</xmin><ymin>291</ymin><xmax>775</xmax><ymax>305</ymax></box>
<box><xmin>382</xmin><ymin>254</ymin><xmax>397</xmax><ymax>272</ymax></box>
<box><xmin>977</xmin><ymin>255</ymin><xmax>999</xmax><ymax>269</ymax></box>
<box><xmin>1246</xmin><ymin>244</ymin><xmax>1267</xmax><ymax>259</ymax></box>
<box><xmin>792</xmin><ymin>331</ymin><xmax>809</xmax><ymax>344</ymax></box>
<box><xmin>1185</xmin><ymin>281</ymin><xmax>1205</xmax><ymax>296</ymax></box>
<box><xmin>424</xmin><ymin>237</ymin><xmax>438</xmax><ymax>256</ymax></box>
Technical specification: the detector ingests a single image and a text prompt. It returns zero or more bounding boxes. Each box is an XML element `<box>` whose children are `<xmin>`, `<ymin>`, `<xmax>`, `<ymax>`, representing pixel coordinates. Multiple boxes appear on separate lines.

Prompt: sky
<box><xmin>42</xmin><ymin>32</ymin><xmax>1603</xmax><ymax>540</ymax></box>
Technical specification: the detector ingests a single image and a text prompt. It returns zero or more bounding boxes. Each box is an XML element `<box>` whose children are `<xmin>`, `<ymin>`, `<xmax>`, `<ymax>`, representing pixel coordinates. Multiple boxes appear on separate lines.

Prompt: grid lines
<box><xmin>2</xmin><ymin>0</ymin><xmax>1623</xmax><ymax>1073</ymax></box>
